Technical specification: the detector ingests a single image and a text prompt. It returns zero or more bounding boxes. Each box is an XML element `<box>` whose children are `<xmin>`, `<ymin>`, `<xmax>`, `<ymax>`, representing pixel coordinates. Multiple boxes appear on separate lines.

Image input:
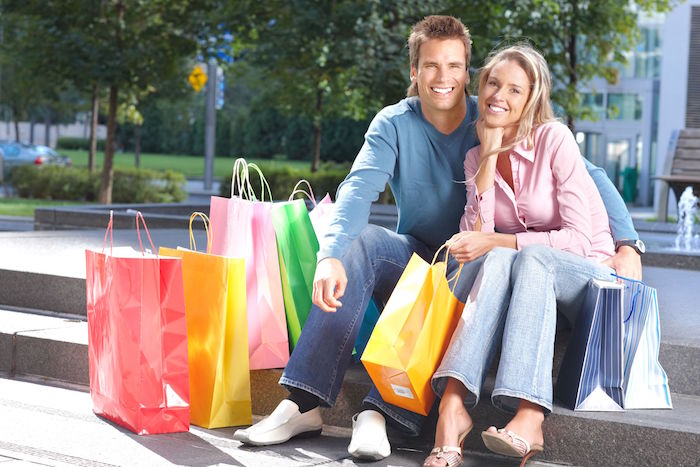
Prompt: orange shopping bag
<box><xmin>85</xmin><ymin>211</ymin><xmax>190</xmax><ymax>434</ymax></box>
<box><xmin>361</xmin><ymin>246</ymin><xmax>464</xmax><ymax>415</ymax></box>
<box><xmin>160</xmin><ymin>213</ymin><xmax>251</xmax><ymax>428</ymax></box>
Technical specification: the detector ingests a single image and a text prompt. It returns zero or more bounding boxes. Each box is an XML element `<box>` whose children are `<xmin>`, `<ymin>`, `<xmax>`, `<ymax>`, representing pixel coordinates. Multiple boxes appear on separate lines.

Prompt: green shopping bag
<box><xmin>271</xmin><ymin>181</ymin><xmax>321</xmax><ymax>350</ymax></box>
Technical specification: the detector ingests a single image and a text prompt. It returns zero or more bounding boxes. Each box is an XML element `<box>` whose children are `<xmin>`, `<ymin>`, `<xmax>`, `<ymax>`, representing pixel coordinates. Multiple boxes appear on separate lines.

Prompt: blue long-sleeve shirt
<box><xmin>318</xmin><ymin>96</ymin><xmax>638</xmax><ymax>261</ymax></box>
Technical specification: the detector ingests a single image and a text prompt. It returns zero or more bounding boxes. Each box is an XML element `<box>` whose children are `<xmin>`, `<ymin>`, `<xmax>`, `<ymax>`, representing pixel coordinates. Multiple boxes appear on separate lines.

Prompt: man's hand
<box><xmin>602</xmin><ymin>245</ymin><xmax>642</xmax><ymax>281</ymax></box>
<box><xmin>312</xmin><ymin>257</ymin><xmax>347</xmax><ymax>312</ymax></box>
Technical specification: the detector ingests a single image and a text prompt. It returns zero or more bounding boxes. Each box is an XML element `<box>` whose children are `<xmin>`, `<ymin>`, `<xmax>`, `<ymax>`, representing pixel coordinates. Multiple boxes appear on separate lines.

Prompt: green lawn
<box><xmin>0</xmin><ymin>198</ymin><xmax>92</xmax><ymax>217</ymax></box>
<box><xmin>62</xmin><ymin>150</ymin><xmax>310</xmax><ymax>179</ymax></box>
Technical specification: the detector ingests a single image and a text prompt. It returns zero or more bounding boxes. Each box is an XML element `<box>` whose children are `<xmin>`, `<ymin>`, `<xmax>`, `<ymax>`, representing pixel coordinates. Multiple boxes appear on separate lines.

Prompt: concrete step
<box><xmin>1</xmin><ymin>307</ymin><xmax>699</xmax><ymax>466</ymax></box>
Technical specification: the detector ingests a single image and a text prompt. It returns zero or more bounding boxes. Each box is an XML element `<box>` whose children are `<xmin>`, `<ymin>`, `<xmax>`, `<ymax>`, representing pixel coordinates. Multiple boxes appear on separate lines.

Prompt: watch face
<box><xmin>635</xmin><ymin>240</ymin><xmax>646</xmax><ymax>254</ymax></box>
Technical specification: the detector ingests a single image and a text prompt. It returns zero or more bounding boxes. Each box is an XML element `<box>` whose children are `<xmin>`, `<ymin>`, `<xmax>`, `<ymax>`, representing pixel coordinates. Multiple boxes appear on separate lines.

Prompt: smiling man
<box><xmin>234</xmin><ymin>16</ymin><xmax>642</xmax><ymax>461</ymax></box>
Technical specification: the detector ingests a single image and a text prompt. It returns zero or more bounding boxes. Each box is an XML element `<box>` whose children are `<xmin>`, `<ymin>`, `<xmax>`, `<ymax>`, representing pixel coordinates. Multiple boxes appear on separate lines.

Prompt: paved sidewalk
<box><xmin>0</xmin><ymin>377</ymin><xmax>557</xmax><ymax>467</ymax></box>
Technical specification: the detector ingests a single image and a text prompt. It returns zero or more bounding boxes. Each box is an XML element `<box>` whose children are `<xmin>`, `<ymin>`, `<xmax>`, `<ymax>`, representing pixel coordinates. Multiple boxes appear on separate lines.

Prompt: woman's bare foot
<box><xmin>486</xmin><ymin>399</ymin><xmax>544</xmax><ymax>448</ymax></box>
<box><xmin>424</xmin><ymin>379</ymin><xmax>474</xmax><ymax>467</ymax></box>
<box><xmin>434</xmin><ymin>379</ymin><xmax>473</xmax><ymax>447</ymax></box>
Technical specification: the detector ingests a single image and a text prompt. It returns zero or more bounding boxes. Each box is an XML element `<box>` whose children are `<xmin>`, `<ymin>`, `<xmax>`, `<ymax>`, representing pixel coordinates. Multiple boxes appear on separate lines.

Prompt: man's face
<box><xmin>411</xmin><ymin>38</ymin><xmax>469</xmax><ymax>120</ymax></box>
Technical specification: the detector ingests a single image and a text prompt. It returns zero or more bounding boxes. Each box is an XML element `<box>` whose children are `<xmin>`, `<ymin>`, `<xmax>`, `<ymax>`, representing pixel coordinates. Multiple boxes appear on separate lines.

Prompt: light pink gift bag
<box><xmin>209</xmin><ymin>159</ymin><xmax>289</xmax><ymax>369</ymax></box>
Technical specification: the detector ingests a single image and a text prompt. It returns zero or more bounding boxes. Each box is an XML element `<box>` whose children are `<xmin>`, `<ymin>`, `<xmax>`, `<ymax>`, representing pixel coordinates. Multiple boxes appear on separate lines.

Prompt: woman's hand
<box><xmin>446</xmin><ymin>231</ymin><xmax>495</xmax><ymax>263</ymax></box>
<box><xmin>476</xmin><ymin>119</ymin><xmax>505</xmax><ymax>157</ymax></box>
<box><xmin>446</xmin><ymin>231</ymin><xmax>517</xmax><ymax>263</ymax></box>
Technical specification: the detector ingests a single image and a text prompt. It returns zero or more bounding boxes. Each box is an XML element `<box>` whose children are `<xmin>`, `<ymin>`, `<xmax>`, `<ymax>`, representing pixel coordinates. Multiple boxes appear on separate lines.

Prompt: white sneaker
<box><xmin>232</xmin><ymin>400</ymin><xmax>323</xmax><ymax>446</ymax></box>
<box><xmin>347</xmin><ymin>410</ymin><xmax>391</xmax><ymax>460</ymax></box>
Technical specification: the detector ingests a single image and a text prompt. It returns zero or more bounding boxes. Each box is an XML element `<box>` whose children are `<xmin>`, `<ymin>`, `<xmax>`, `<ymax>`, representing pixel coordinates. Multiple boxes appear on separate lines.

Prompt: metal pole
<box><xmin>204</xmin><ymin>61</ymin><xmax>216</xmax><ymax>191</ymax></box>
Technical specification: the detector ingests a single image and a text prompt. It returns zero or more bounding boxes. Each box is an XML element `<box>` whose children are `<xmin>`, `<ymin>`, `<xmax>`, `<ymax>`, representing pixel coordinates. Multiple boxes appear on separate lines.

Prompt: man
<box><xmin>234</xmin><ymin>15</ymin><xmax>643</xmax><ymax>460</ymax></box>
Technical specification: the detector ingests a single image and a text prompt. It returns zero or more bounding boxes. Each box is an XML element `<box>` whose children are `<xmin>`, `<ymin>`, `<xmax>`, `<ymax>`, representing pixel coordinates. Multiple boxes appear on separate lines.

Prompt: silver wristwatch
<box><xmin>614</xmin><ymin>239</ymin><xmax>646</xmax><ymax>255</ymax></box>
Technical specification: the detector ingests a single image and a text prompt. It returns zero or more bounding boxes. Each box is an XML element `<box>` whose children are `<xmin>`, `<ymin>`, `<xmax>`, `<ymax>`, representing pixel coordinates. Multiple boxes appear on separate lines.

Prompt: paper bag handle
<box><xmin>288</xmin><ymin>179</ymin><xmax>316</xmax><ymax>205</ymax></box>
<box><xmin>135</xmin><ymin>211</ymin><xmax>156</xmax><ymax>256</ymax></box>
<box><xmin>431</xmin><ymin>243</ymin><xmax>464</xmax><ymax>295</ymax></box>
<box><xmin>188</xmin><ymin>212</ymin><xmax>212</xmax><ymax>254</ymax></box>
<box><xmin>101</xmin><ymin>210</ymin><xmax>114</xmax><ymax>255</ymax></box>
<box><xmin>247</xmin><ymin>162</ymin><xmax>273</xmax><ymax>201</ymax></box>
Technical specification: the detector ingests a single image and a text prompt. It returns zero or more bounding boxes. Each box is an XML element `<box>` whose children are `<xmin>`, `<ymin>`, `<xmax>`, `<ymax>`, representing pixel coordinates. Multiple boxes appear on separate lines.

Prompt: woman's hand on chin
<box><xmin>477</xmin><ymin>119</ymin><xmax>505</xmax><ymax>157</ymax></box>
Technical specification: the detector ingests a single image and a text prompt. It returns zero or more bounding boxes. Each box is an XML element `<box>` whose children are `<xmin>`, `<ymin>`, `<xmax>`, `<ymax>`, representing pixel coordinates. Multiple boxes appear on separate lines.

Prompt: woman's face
<box><xmin>480</xmin><ymin>59</ymin><xmax>532</xmax><ymax>140</ymax></box>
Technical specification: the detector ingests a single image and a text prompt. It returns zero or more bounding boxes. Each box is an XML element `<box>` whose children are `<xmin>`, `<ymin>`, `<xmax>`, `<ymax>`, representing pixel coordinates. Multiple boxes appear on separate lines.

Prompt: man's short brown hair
<box><xmin>407</xmin><ymin>15</ymin><xmax>472</xmax><ymax>97</ymax></box>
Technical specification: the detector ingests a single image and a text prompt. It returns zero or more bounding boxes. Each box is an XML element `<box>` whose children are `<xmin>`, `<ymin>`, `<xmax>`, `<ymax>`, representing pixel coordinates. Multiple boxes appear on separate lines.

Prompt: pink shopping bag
<box><xmin>209</xmin><ymin>159</ymin><xmax>289</xmax><ymax>369</ymax></box>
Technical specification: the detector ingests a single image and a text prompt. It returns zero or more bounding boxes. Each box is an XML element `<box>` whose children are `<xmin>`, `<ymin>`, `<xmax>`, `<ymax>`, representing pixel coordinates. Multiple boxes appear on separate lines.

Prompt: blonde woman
<box><xmin>423</xmin><ymin>44</ymin><xmax>618</xmax><ymax>466</ymax></box>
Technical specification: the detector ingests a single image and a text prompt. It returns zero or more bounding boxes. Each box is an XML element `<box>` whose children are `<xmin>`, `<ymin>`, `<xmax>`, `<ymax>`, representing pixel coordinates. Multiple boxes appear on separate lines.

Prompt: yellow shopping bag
<box><xmin>160</xmin><ymin>213</ymin><xmax>251</xmax><ymax>428</ymax></box>
<box><xmin>361</xmin><ymin>246</ymin><xmax>464</xmax><ymax>415</ymax></box>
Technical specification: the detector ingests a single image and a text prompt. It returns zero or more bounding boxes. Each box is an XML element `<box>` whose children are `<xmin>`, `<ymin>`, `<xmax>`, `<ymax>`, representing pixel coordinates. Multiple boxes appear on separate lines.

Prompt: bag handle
<box><xmin>135</xmin><ymin>211</ymin><xmax>156</xmax><ymax>256</ymax></box>
<box><xmin>431</xmin><ymin>243</ymin><xmax>464</xmax><ymax>295</ymax></box>
<box><xmin>189</xmin><ymin>212</ymin><xmax>212</xmax><ymax>254</ymax></box>
<box><xmin>611</xmin><ymin>273</ymin><xmax>643</xmax><ymax>323</ymax></box>
<box><xmin>231</xmin><ymin>158</ymin><xmax>256</xmax><ymax>200</ymax></box>
<box><xmin>247</xmin><ymin>162</ymin><xmax>273</xmax><ymax>202</ymax></box>
<box><xmin>288</xmin><ymin>179</ymin><xmax>316</xmax><ymax>205</ymax></box>
<box><xmin>101</xmin><ymin>210</ymin><xmax>114</xmax><ymax>256</ymax></box>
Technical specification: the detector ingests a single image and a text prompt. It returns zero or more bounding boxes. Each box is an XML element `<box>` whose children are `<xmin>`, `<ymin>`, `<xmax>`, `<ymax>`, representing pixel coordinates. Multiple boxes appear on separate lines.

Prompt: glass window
<box><xmin>576</xmin><ymin>132</ymin><xmax>603</xmax><ymax>167</ymax></box>
<box><xmin>607</xmin><ymin>94</ymin><xmax>643</xmax><ymax>120</ymax></box>
<box><xmin>582</xmin><ymin>93</ymin><xmax>605</xmax><ymax>120</ymax></box>
<box><xmin>606</xmin><ymin>139</ymin><xmax>631</xmax><ymax>191</ymax></box>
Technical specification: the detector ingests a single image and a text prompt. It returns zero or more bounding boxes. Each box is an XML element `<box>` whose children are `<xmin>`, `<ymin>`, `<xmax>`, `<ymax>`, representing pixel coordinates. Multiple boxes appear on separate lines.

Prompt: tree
<box><xmin>2</xmin><ymin>0</ymin><xmax>224</xmax><ymax>202</ymax></box>
<box><xmin>225</xmin><ymin>0</ymin><xmax>446</xmax><ymax>171</ymax></box>
<box><xmin>447</xmin><ymin>0</ymin><xmax>673</xmax><ymax>129</ymax></box>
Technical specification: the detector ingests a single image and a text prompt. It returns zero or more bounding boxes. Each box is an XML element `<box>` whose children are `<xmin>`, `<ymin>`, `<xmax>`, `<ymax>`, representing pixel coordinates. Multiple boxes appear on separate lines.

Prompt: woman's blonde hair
<box><xmin>478</xmin><ymin>43</ymin><xmax>556</xmax><ymax>155</ymax></box>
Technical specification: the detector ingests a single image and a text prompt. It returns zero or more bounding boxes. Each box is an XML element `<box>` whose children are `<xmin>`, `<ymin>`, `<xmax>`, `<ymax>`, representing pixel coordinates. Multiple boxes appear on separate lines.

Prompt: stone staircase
<box><xmin>0</xmin><ymin>210</ymin><xmax>699</xmax><ymax>466</ymax></box>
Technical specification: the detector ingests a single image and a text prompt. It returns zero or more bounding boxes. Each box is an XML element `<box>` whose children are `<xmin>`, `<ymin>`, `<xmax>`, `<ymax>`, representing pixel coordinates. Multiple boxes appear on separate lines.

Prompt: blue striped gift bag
<box><xmin>555</xmin><ymin>279</ymin><xmax>625</xmax><ymax>411</ymax></box>
<box><xmin>617</xmin><ymin>276</ymin><xmax>673</xmax><ymax>409</ymax></box>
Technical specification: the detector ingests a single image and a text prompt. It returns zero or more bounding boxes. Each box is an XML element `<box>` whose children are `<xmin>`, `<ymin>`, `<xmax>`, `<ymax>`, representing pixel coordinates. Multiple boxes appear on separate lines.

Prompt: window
<box><xmin>582</xmin><ymin>93</ymin><xmax>605</xmax><ymax>120</ymax></box>
<box><xmin>607</xmin><ymin>94</ymin><xmax>643</xmax><ymax>120</ymax></box>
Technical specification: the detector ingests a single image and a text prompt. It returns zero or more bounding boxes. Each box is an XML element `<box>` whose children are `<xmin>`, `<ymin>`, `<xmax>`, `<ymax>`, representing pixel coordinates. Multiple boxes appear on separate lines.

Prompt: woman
<box><xmin>423</xmin><ymin>44</ymin><xmax>616</xmax><ymax>467</ymax></box>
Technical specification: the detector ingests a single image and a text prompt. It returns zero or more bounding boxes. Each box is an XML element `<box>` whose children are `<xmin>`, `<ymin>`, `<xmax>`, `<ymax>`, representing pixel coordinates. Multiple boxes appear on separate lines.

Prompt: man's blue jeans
<box><xmin>279</xmin><ymin>224</ymin><xmax>476</xmax><ymax>435</ymax></box>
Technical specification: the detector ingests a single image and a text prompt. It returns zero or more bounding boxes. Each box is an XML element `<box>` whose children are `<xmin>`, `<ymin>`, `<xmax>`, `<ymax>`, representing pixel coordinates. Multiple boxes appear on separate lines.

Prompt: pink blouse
<box><xmin>460</xmin><ymin>121</ymin><xmax>615</xmax><ymax>261</ymax></box>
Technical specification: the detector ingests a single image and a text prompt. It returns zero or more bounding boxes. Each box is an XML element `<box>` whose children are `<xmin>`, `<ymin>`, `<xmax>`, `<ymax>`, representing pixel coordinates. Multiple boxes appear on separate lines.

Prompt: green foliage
<box><xmin>57</xmin><ymin>137</ymin><xmax>106</xmax><ymax>152</ymax></box>
<box><xmin>9</xmin><ymin>165</ymin><xmax>186</xmax><ymax>203</ymax></box>
<box><xmin>445</xmin><ymin>0</ymin><xmax>673</xmax><ymax>126</ymax></box>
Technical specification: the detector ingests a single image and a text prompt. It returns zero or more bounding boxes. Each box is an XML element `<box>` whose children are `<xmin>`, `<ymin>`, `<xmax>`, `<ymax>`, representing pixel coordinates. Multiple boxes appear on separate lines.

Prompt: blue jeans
<box><xmin>280</xmin><ymin>225</ymin><xmax>481</xmax><ymax>436</ymax></box>
<box><xmin>432</xmin><ymin>245</ymin><xmax>614</xmax><ymax>414</ymax></box>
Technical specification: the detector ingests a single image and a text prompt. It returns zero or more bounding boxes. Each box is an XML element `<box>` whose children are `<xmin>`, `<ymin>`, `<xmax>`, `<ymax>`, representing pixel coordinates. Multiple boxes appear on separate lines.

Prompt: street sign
<box><xmin>188</xmin><ymin>65</ymin><xmax>207</xmax><ymax>92</ymax></box>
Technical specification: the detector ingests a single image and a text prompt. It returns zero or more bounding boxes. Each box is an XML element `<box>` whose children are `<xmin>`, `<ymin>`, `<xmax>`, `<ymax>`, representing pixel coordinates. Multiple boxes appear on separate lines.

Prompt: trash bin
<box><xmin>622</xmin><ymin>167</ymin><xmax>638</xmax><ymax>203</ymax></box>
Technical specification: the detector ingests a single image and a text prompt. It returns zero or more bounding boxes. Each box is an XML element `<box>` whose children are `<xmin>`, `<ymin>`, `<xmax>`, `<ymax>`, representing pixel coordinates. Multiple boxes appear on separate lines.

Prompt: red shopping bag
<box><xmin>85</xmin><ymin>212</ymin><xmax>190</xmax><ymax>434</ymax></box>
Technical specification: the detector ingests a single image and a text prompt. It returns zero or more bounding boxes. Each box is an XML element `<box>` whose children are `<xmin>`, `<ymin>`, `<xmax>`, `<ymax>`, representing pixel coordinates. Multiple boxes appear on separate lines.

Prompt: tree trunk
<box><xmin>43</xmin><ymin>109</ymin><xmax>51</xmax><ymax>146</ymax></box>
<box><xmin>29</xmin><ymin>115</ymin><xmax>35</xmax><ymax>144</ymax></box>
<box><xmin>89</xmin><ymin>83</ymin><xmax>99</xmax><ymax>173</ymax></box>
<box><xmin>134</xmin><ymin>124</ymin><xmax>141</xmax><ymax>168</ymax></box>
<box><xmin>99</xmin><ymin>85</ymin><xmax>118</xmax><ymax>204</ymax></box>
<box><xmin>310</xmin><ymin>89</ymin><xmax>323</xmax><ymax>173</ymax></box>
<box><xmin>13</xmin><ymin>117</ymin><xmax>19</xmax><ymax>143</ymax></box>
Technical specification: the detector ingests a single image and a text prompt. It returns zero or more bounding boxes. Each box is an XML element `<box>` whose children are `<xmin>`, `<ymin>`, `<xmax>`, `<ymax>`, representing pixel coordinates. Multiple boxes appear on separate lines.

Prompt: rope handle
<box><xmin>231</xmin><ymin>158</ymin><xmax>255</xmax><ymax>200</ymax></box>
<box><xmin>247</xmin><ymin>163</ymin><xmax>273</xmax><ymax>201</ymax></box>
<box><xmin>431</xmin><ymin>243</ymin><xmax>464</xmax><ymax>294</ymax></box>
<box><xmin>288</xmin><ymin>179</ymin><xmax>316</xmax><ymax>205</ymax></box>
<box><xmin>611</xmin><ymin>273</ymin><xmax>644</xmax><ymax>323</ymax></box>
<box><xmin>101</xmin><ymin>210</ymin><xmax>114</xmax><ymax>256</ymax></box>
<box><xmin>135</xmin><ymin>211</ymin><xmax>156</xmax><ymax>256</ymax></box>
<box><xmin>188</xmin><ymin>212</ymin><xmax>212</xmax><ymax>253</ymax></box>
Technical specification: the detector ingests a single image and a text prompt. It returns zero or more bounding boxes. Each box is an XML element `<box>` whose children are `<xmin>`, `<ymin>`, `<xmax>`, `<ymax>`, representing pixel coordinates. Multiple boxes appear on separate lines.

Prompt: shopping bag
<box><xmin>85</xmin><ymin>211</ymin><xmax>190</xmax><ymax>434</ymax></box>
<box><xmin>555</xmin><ymin>279</ymin><xmax>625</xmax><ymax>411</ymax></box>
<box><xmin>353</xmin><ymin>298</ymin><xmax>381</xmax><ymax>361</ymax></box>
<box><xmin>618</xmin><ymin>277</ymin><xmax>673</xmax><ymax>409</ymax></box>
<box><xmin>209</xmin><ymin>159</ymin><xmax>289</xmax><ymax>369</ymax></box>
<box><xmin>159</xmin><ymin>213</ymin><xmax>252</xmax><ymax>428</ymax></box>
<box><xmin>271</xmin><ymin>181</ymin><xmax>321</xmax><ymax>351</ymax></box>
<box><xmin>361</xmin><ymin>247</ymin><xmax>465</xmax><ymax>415</ymax></box>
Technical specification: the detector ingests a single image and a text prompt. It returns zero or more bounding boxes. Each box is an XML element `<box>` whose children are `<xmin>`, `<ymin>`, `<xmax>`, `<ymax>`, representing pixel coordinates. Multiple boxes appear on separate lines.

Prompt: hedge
<box><xmin>218</xmin><ymin>162</ymin><xmax>394</xmax><ymax>204</ymax></box>
<box><xmin>56</xmin><ymin>137</ymin><xmax>106</xmax><ymax>151</ymax></box>
<box><xmin>10</xmin><ymin>165</ymin><xmax>186</xmax><ymax>203</ymax></box>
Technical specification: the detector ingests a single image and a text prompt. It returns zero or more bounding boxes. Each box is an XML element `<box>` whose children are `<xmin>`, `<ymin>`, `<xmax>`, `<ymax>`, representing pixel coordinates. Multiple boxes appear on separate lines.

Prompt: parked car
<box><xmin>0</xmin><ymin>142</ymin><xmax>72</xmax><ymax>177</ymax></box>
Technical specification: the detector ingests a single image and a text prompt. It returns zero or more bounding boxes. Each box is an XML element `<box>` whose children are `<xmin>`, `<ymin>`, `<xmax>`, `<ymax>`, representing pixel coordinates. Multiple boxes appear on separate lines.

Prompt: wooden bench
<box><xmin>655</xmin><ymin>128</ymin><xmax>700</xmax><ymax>221</ymax></box>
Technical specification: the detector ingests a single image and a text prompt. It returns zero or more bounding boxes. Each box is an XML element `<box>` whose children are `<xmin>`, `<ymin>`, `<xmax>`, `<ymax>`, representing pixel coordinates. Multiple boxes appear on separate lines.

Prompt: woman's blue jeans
<box><xmin>279</xmin><ymin>225</ymin><xmax>482</xmax><ymax>435</ymax></box>
<box><xmin>431</xmin><ymin>245</ymin><xmax>614</xmax><ymax>414</ymax></box>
